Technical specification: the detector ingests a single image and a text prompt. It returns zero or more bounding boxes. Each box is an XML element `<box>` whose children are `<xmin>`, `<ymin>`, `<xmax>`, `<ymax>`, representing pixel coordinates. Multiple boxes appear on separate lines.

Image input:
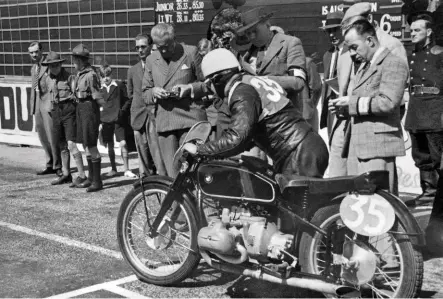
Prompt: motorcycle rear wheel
<box><xmin>117</xmin><ymin>182</ymin><xmax>200</xmax><ymax>285</ymax></box>
<box><xmin>299</xmin><ymin>204</ymin><xmax>423</xmax><ymax>298</ymax></box>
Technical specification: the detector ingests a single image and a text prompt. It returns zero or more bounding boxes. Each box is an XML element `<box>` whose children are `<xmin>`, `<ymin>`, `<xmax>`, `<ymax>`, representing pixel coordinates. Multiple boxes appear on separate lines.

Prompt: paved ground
<box><xmin>0</xmin><ymin>143</ymin><xmax>442</xmax><ymax>298</ymax></box>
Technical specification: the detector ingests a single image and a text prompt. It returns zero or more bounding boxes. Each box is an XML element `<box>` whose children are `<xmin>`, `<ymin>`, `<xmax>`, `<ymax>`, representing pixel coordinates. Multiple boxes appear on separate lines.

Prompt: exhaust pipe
<box><xmin>211</xmin><ymin>261</ymin><xmax>360</xmax><ymax>297</ymax></box>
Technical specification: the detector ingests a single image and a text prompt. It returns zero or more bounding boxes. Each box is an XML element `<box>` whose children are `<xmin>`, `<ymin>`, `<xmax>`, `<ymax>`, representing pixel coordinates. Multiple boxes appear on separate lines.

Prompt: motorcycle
<box><xmin>117</xmin><ymin>121</ymin><xmax>424</xmax><ymax>298</ymax></box>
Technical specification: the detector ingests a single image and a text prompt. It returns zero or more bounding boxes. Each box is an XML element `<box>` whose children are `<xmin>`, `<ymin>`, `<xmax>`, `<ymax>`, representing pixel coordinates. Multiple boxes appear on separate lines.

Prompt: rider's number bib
<box><xmin>243</xmin><ymin>76</ymin><xmax>290</xmax><ymax>120</ymax></box>
<box><xmin>340</xmin><ymin>193</ymin><xmax>396</xmax><ymax>237</ymax></box>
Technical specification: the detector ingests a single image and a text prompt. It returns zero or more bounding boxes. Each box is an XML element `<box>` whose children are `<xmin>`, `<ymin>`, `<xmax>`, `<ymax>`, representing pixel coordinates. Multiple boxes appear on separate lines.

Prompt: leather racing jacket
<box><xmin>196</xmin><ymin>75</ymin><xmax>312</xmax><ymax>171</ymax></box>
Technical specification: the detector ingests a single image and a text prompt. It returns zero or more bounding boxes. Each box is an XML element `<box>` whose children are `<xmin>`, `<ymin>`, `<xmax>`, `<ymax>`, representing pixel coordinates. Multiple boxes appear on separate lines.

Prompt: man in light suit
<box><xmin>337</xmin><ymin>1</ymin><xmax>409</xmax><ymax>182</ymax></box>
<box><xmin>29</xmin><ymin>41</ymin><xmax>61</xmax><ymax>176</ymax></box>
<box><xmin>236</xmin><ymin>7</ymin><xmax>309</xmax><ymax>114</ymax></box>
<box><xmin>143</xmin><ymin>23</ymin><xmax>207</xmax><ymax>177</ymax></box>
<box><xmin>330</xmin><ymin>19</ymin><xmax>408</xmax><ymax>194</ymax></box>
<box><xmin>128</xmin><ymin>34</ymin><xmax>164</xmax><ymax>177</ymax></box>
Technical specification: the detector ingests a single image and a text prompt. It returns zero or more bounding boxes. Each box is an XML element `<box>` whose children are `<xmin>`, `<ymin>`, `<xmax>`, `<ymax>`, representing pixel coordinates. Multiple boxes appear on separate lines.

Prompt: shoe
<box><xmin>37</xmin><ymin>167</ymin><xmax>56</xmax><ymax>175</ymax></box>
<box><xmin>105</xmin><ymin>170</ymin><xmax>118</xmax><ymax>177</ymax></box>
<box><xmin>51</xmin><ymin>174</ymin><xmax>73</xmax><ymax>185</ymax></box>
<box><xmin>77</xmin><ymin>157</ymin><xmax>93</xmax><ymax>188</ymax></box>
<box><xmin>124</xmin><ymin>170</ymin><xmax>137</xmax><ymax>178</ymax></box>
<box><xmin>69</xmin><ymin>176</ymin><xmax>89</xmax><ymax>188</ymax></box>
<box><xmin>56</xmin><ymin>169</ymin><xmax>63</xmax><ymax>177</ymax></box>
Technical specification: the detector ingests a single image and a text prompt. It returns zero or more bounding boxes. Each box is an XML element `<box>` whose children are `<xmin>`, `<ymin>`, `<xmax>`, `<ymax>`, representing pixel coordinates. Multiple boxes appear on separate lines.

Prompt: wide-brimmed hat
<box><xmin>71</xmin><ymin>43</ymin><xmax>90</xmax><ymax>58</ymax></box>
<box><xmin>235</xmin><ymin>7</ymin><xmax>274</xmax><ymax>34</ymax></box>
<box><xmin>41</xmin><ymin>51</ymin><xmax>65</xmax><ymax>65</ymax></box>
<box><xmin>320</xmin><ymin>11</ymin><xmax>345</xmax><ymax>30</ymax></box>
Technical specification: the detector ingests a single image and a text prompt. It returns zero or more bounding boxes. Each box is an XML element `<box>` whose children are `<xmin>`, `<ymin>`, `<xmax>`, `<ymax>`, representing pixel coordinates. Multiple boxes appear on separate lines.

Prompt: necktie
<box><xmin>329</xmin><ymin>46</ymin><xmax>339</xmax><ymax>79</ymax></box>
<box><xmin>256</xmin><ymin>46</ymin><xmax>266</xmax><ymax>70</ymax></box>
<box><xmin>32</xmin><ymin>63</ymin><xmax>41</xmax><ymax>92</ymax></box>
<box><xmin>359</xmin><ymin>61</ymin><xmax>371</xmax><ymax>76</ymax></box>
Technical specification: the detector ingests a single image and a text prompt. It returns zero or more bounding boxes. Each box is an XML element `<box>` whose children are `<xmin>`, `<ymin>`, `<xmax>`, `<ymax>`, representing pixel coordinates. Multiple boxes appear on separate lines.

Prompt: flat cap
<box><xmin>71</xmin><ymin>43</ymin><xmax>90</xmax><ymax>58</ymax></box>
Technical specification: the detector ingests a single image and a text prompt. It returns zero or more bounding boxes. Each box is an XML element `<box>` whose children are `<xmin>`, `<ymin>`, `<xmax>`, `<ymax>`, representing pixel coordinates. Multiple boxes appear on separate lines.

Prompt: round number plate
<box><xmin>340</xmin><ymin>193</ymin><xmax>396</xmax><ymax>237</ymax></box>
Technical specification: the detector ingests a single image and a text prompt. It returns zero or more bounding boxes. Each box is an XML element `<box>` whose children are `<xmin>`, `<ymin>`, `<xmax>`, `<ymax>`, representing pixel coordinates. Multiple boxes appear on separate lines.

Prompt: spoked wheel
<box><xmin>117</xmin><ymin>181</ymin><xmax>200</xmax><ymax>285</ymax></box>
<box><xmin>299</xmin><ymin>204</ymin><xmax>423</xmax><ymax>298</ymax></box>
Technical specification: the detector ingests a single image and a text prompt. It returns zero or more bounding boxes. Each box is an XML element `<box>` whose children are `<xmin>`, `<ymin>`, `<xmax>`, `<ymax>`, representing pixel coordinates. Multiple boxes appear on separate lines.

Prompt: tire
<box><xmin>298</xmin><ymin>204</ymin><xmax>423</xmax><ymax>298</ymax></box>
<box><xmin>117</xmin><ymin>181</ymin><xmax>200</xmax><ymax>285</ymax></box>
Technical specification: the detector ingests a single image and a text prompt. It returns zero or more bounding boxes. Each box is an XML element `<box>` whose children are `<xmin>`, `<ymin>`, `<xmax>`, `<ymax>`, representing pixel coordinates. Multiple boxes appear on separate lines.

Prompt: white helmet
<box><xmin>201</xmin><ymin>48</ymin><xmax>241</xmax><ymax>78</ymax></box>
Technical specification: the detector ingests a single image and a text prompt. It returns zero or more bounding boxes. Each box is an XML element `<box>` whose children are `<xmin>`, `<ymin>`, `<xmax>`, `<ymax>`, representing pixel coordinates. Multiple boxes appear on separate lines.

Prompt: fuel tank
<box><xmin>196</xmin><ymin>160</ymin><xmax>276</xmax><ymax>203</ymax></box>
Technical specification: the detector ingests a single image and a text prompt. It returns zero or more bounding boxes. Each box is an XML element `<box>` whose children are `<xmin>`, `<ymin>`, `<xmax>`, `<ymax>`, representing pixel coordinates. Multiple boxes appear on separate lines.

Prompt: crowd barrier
<box><xmin>0</xmin><ymin>76</ymin><xmax>421</xmax><ymax>194</ymax></box>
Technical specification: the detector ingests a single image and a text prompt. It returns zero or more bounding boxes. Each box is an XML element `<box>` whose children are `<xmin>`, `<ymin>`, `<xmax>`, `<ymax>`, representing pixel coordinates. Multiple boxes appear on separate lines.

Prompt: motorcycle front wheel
<box><xmin>117</xmin><ymin>181</ymin><xmax>200</xmax><ymax>285</ymax></box>
<box><xmin>299</xmin><ymin>204</ymin><xmax>423</xmax><ymax>298</ymax></box>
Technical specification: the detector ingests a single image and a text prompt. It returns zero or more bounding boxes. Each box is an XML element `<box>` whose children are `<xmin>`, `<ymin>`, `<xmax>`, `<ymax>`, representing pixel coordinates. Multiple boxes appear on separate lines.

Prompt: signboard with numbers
<box><xmin>155</xmin><ymin>0</ymin><xmax>207</xmax><ymax>24</ymax></box>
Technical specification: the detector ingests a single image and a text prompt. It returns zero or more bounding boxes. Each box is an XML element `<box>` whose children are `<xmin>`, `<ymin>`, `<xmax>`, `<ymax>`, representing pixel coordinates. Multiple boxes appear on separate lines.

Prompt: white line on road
<box><xmin>103</xmin><ymin>285</ymin><xmax>151</xmax><ymax>299</ymax></box>
<box><xmin>45</xmin><ymin>275</ymin><xmax>149</xmax><ymax>299</ymax></box>
<box><xmin>0</xmin><ymin>221</ymin><xmax>123</xmax><ymax>260</ymax></box>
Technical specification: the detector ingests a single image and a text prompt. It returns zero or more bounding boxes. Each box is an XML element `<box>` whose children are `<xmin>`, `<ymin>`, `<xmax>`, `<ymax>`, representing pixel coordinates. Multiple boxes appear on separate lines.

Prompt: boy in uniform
<box><xmin>70</xmin><ymin>44</ymin><xmax>105</xmax><ymax>192</ymax></box>
<box><xmin>42</xmin><ymin>51</ymin><xmax>87</xmax><ymax>185</ymax></box>
<box><xmin>99</xmin><ymin>64</ymin><xmax>137</xmax><ymax>178</ymax></box>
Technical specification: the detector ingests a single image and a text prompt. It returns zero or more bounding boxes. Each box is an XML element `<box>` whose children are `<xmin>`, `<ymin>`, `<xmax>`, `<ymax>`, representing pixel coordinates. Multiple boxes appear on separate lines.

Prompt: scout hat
<box><xmin>320</xmin><ymin>11</ymin><xmax>345</xmax><ymax>30</ymax></box>
<box><xmin>71</xmin><ymin>43</ymin><xmax>90</xmax><ymax>58</ymax></box>
<box><xmin>235</xmin><ymin>7</ymin><xmax>274</xmax><ymax>34</ymax></box>
<box><xmin>341</xmin><ymin>2</ymin><xmax>372</xmax><ymax>31</ymax></box>
<box><xmin>41</xmin><ymin>51</ymin><xmax>66</xmax><ymax>65</ymax></box>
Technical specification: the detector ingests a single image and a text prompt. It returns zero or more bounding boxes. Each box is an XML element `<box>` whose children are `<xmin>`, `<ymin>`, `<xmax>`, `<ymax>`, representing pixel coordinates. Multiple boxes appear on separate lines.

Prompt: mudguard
<box><xmin>132</xmin><ymin>175</ymin><xmax>173</xmax><ymax>189</ymax></box>
<box><xmin>332</xmin><ymin>190</ymin><xmax>425</xmax><ymax>247</ymax></box>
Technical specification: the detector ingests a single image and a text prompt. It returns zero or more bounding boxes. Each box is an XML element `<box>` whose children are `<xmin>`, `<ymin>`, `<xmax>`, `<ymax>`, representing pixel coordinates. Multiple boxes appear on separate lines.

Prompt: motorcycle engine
<box><xmin>198</xmin><ymin>205</ymin><xmax>294</xmax><ymax>264</ymax></box>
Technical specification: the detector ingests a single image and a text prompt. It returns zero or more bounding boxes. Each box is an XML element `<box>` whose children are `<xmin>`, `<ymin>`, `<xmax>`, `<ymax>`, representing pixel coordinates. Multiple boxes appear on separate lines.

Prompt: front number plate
<box><xmin>340</xmin><ymin>193</ymin><xmax>396</xmax><ymax>237</ymax></box>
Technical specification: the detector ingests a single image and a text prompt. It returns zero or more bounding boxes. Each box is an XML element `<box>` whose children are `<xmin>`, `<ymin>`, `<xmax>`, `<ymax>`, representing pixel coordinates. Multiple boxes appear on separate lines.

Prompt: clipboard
<box><xmin>325</xmin><ymin>77</ymin><xmax>339</xmax><ymax>95</ymax></box>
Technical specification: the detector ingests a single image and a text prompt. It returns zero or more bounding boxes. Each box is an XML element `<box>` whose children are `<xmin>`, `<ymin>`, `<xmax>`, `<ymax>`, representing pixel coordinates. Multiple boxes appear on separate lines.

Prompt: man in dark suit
<box><xmin>143</xmin><ymin>23</ymin><xmax>207</xmax><ymax>177</ymax></box>
<box><xmin>330</xmin><ymin>20</ymin><xmax>408</xmax><ymax>194</ymax></box>
<box><xmin>319</xmin><ymin>11</ymin><xmax>349</xmax><ymax>177</ymax></box>
<box><xmin>29</xmin><ymin>41</ymin><xmax>61</xmax><ymax>176</ymax></box>
<box><xmin>237</xmin><ymin>7</ymin><xmax>309</xmax><ymax>114</ymax></box>
<box><xmin>128</xmin><ymin>34</ymin><xmax>164</xmax><ymax>176</ymax></box>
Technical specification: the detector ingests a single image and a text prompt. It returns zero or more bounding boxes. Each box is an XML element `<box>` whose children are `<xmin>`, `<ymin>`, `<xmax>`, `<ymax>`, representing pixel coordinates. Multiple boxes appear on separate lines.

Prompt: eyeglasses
<box><xmin>204</xmin><ymin>73</ymin><xmax>224</xmax><ymax>87</ymax></box>
<box><xmin>135</xmin><ymin>45</ymin><xmax>148</xmax><ymax>50</ymax></box>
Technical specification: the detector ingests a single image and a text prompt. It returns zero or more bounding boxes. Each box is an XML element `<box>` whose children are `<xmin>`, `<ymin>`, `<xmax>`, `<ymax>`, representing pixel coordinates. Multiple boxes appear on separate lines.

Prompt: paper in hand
<box><xmin>325</xmin><ymin>77</ymin><xmax>339</xmax><ymax>95</ymax></box>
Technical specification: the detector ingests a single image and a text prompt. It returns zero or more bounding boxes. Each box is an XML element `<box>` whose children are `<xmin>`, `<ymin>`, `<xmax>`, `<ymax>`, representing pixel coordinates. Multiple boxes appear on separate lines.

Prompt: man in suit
<box><xmin>29</xmin><ymin>41</ymin><xmax>61</xmax><ymax>176</ymax></box>
<box><xmin>143</xmin><ymin>23</ymin><xmax>207</xmax><ymax>177</ymax></box>
<box><xmin>337</xmin><ymin>1</ymin><xmax>409</xmax><ymax>183</ymax></box>
<box><xmin>128</xmin><ymin>34</ymin><xmax>164</xmax><ymax>177</ymax></box>
<box><xmin>330</xmin><ymin>19</ymin><xmax>408</xmax><ymax>194</ymax></box>
<box><xmin>319</xmin><ymin>11</ymin><xmax>349</xmax><ymax>177</ymax></box>
<box><xmin>236</xmin><ymin>7</ymin><xmax>309</xmax><ymax>114</ymax></box>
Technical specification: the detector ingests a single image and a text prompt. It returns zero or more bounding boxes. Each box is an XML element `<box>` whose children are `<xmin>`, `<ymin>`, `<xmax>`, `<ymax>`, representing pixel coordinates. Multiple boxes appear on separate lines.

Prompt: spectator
<box><xmin>42</xmin><ymin>51</ymin><xmax>86</xmax><ymax>186</ymax></box>
<box><xmin>128</xmin><ymin>34</ymin><xmax>163</xmax><ymax>177</ymax></box>
<box><xmin>305</xmin><ymin>56</ymin><xmax>322</xmax><ymax>132</ymax></box>
<box><xmin>404</xmin><ymin>14</ymin><xmax>443</xmax><ymax>206</ymax></box>
<box><xmin>329</xmin><ymin>20</ymin><xmax>408</xmax><ymax>194</ymax></box>
<box><xmin>70</xmin><ymin>44</ymin><xmax>105</xmax><ymax>192</ymax></box>
<box><xmin>236</xmin><ymin>7</ymin><xmax>309</xmax><ymax>114</ymax></box>
<box><xmin>338</xmin><ymin>2</ymin><xmax>409</xmax><ymax>187</ymax></box>
<box><xmin>143</xmin><ymin>23</ymin><xmax>208</xmax><ymax>177</ymax></box>
<box><xmin>99</xmin><ymin>64</ymin><xmax>137</xmax><ymax>179</ymax></box>
<box><xmin>29</xmin><ymin>41</ymin><xmax>61</xmax><ymax>176</ymax></box>
<box><xmin>319</xmin><ymin>11</ymin><xmax>349</xmax><ymax>177</ymax></box>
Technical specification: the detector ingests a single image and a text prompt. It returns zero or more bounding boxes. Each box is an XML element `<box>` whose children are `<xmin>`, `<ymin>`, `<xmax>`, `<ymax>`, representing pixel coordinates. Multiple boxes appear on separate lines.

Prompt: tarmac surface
<box><xmin>0</xmin><ymin>143</ymin><xmax>442</xmax><ymax>298</ymax></box>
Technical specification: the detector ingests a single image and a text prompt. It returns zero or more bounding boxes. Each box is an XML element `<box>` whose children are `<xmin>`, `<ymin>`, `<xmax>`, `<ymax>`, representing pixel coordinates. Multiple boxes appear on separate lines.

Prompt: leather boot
<box><xmin>86</xmin><ymin>158</ymin><xmax>103</xmax><ymax>192</ymax></box>
<box><xmin>77</xmin><ymin>157</ymin><xmax>92</xmax><ymax>188</ymax></box>
<box><xmin>406</xmin><ymin>170</ymin><xmax>438</xmax><ymax>206</ymax></box>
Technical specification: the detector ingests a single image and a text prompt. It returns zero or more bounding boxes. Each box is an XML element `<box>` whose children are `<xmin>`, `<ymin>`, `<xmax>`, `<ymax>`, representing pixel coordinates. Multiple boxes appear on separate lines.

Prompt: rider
<box><xmin>182</xmin><ymin>48</ymin><xmax>329</xmax><ymax>177</ymax></box>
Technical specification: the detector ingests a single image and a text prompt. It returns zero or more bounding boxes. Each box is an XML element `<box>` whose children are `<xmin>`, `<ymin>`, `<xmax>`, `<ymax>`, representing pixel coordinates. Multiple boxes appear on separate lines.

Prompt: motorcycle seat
<box><xmin>276</xmin><ymin>171</ymin><xmax>389</xmax><ymax>195</ymax></box>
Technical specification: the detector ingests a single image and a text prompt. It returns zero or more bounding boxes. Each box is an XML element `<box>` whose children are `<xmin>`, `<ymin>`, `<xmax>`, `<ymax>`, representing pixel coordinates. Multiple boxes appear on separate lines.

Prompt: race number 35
<box><xmin>249</xmin><ymin>77</ymin><xmax>285</xmax><ymax>102</ymax></box>
<box><xmin>340</xmin><ymin>193</ymin><xmax>396</xmax><ymax>237</ymax></box>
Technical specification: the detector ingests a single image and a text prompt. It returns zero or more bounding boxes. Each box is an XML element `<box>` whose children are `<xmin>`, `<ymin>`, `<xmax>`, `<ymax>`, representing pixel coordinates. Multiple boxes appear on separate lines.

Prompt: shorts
<box><xmin>53</xmin><ymin>100</ymin><xmax>76</xmax><ymax>145</ymax></box>
<box><xmin>76</xmin><ymin>99</ymin><xmax>100</xmax><ymax>147</ymax></box>
<box><xmin>102</xmin><ymin>121</ymin><xmax>125</xmax><ymax>144</ymax></box>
